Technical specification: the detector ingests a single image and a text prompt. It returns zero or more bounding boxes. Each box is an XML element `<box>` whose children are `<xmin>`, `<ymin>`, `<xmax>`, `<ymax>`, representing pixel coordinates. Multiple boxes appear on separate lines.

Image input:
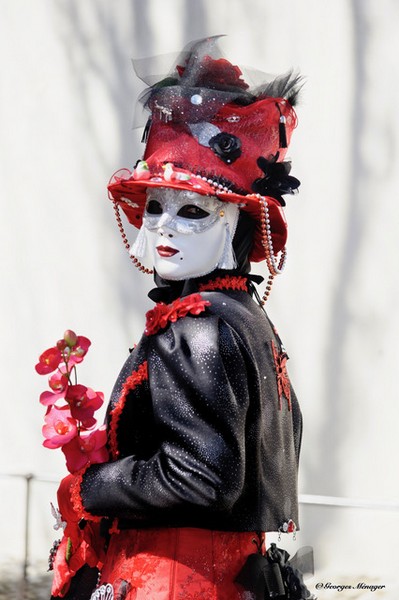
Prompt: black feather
<box><xmin>257</xmin><ymin>71</ymin><xmax>303</xmax><ymax>106</ymax></box>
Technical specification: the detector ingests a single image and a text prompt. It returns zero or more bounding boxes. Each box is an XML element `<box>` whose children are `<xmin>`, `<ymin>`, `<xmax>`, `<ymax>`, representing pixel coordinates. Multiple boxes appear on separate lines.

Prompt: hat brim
<box><xmin>108</xmin><ymin>169</ymin><xmax>287</xmax><ymax>263</ymax></box>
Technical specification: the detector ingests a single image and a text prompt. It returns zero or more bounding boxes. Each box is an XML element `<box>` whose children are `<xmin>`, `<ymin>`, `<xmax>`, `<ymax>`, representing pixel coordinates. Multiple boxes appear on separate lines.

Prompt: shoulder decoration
<box><xmin>271</xmin><ymin>340</ymin><xmax>292</xmax><ymax>411</ymax></box>
<box><xmin>198</xmin><ymin>275</ymin><xmax>248</xmax><ymax>292</ymax></box>
<box><xmin>145</xmin><ymin>293</ymin><xmax>211</xmax><ymax>336</ymax></box>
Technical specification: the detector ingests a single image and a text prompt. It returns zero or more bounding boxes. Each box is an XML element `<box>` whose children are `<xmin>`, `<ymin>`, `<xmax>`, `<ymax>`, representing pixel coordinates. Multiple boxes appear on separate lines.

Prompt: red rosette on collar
<box><xmin>144</xmin><ymin>293</ymin><xmax>211</xmax><ymax>336</ymax></box>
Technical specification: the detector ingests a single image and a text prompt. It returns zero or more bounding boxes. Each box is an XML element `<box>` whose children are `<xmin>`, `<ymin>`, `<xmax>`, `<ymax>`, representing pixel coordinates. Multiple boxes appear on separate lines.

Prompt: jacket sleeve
<box><xmin>80</xmin><ymin>313</ymin><xmax>251</xmax><ymax>521</ymax></box>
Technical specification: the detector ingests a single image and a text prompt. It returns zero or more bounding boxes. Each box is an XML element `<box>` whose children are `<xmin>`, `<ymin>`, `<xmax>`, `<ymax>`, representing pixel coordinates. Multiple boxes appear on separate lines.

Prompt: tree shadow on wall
<box><xmin>52</xmin><ymin>0</ymin><xmax>208</xmax><ymax>327</ymax></box>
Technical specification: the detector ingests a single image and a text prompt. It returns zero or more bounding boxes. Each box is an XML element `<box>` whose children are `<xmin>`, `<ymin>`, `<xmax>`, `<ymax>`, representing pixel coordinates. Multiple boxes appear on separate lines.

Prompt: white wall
<box><xmin>1</xmin><ymin>0</ymin><xmax>398</xmax><ymax>596</ymax></box>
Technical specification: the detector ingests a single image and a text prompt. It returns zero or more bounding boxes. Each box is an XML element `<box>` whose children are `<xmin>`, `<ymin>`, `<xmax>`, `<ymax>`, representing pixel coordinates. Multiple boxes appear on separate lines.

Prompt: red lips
<box><xmin>156</xmin><ymin>245</ymin><xmax>179</xmax><ymax>258</ymax></box>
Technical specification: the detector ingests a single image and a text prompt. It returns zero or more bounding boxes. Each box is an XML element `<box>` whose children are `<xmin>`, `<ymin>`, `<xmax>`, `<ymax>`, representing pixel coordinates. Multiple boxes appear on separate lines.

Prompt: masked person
<box><xmin>50</xmin><ymin>37</ymin><xmax>306</xmax><ymax>600</ymax></box>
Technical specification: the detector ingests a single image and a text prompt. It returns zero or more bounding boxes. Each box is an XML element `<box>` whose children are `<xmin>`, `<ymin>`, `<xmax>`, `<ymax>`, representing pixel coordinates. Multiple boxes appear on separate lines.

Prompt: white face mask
<box><xmin>140</xmin><ymin>188</ymin><xmax>239</xmax><ymax>281</ymax></box>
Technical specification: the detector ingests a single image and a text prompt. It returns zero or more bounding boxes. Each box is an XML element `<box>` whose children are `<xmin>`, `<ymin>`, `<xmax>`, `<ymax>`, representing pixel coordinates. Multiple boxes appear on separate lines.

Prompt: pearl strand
<box><xmin>253</xmin><ymin>194</ymin><xmax>287</xmax><ymax>304</ymax></box>
<box><xmin>193</xmin><ymin>173</ymin><xmax>233</xmax><ymax>194</ymax></box>
<box><xmin>113</xmin><ymin>202</ymin><xmax>153</xmax><ymax>274</ymax></box>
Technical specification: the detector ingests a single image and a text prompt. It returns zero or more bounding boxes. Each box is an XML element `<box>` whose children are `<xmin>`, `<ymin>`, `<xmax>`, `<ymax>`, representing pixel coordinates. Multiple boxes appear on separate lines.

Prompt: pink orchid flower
<box><xmin>35</xmin><ymin>347</ymin><xmax>63</xmax><ymax>375</ymax></box>
<box><xmin>62</xmin><ymin>426</ymin><xmax>109</xmax><ymax>473</ymax></box>
<box><xmin>42</xmin><ymin>406</ymin><xmax>78</xmax><ymax>449</ymax></box>
<box><xmin>39</xmin><ymin>371</ymin><xmax>70</xmax><ymax>406</ymax></box>
<box><xmin>66</xmin><ymin>385</ymin><xmax>104</xmax><ymax>429</ymax></box>
<box><xmin>66</xmin><ymin>336</ymin><xmax>91</xmax><ymax>366</ymax></box>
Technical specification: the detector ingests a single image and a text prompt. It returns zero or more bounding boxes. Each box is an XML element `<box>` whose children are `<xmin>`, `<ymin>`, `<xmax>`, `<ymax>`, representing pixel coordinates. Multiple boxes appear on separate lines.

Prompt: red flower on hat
<box><xmin>177</xmin><ymin>56</ymin><xmax>249</xmax><ymax>91</ymax></box>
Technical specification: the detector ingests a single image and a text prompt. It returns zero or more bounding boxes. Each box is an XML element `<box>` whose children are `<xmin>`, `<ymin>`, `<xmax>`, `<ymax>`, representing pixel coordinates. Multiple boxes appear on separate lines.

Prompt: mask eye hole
<box><xmin>146</xmin><ymin>199</ymin><xmax>163</xmax><ymax>215</ymax></box>
<box><xmin>177</xmin><ymin>204</ymin><xmax>210</xmax><ymax>220</ymax></box>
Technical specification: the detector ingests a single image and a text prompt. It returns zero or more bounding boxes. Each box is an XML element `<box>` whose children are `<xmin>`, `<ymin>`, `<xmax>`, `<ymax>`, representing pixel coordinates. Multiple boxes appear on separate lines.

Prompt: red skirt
<box><xmin>92</xmin><ymin>527</ymin><xmax>260</xmax><ymax>600</ymax></box>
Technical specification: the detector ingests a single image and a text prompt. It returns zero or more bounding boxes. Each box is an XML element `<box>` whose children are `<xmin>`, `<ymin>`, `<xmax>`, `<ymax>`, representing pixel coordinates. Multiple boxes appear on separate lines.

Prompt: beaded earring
<box><xmin>256</xmin><ymin>195</ymin><xmax>287</xmax><ymax>304</ymax></box>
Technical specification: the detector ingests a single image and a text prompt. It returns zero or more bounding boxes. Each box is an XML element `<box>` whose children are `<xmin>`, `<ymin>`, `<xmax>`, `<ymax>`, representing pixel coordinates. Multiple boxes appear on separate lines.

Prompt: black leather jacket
<box><xmin>80</xmin><ymin>286</ymin><xmax>302</xmax><ymax>533</ymax></box>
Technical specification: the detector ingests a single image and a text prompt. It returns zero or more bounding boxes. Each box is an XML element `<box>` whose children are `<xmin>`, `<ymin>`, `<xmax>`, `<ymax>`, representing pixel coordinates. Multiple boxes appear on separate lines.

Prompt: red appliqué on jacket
<box><xmin>108</xmin><ymin>361</ymin><xmax>149</xmax><ymax>459</ymax></box>
<box><xmin>198</xmin><ymin>275</ymin><xmax>248</xmax><ymax>292</ymax></box>
<box><xmin>271</xmin><ymin>340</ymin><xmax>291</xmax><ymax>411</ymax></box>
<box><xmin>144</xmin><ymin>293</ymin><xmax>210</xmax><ymax>336</ymax></box>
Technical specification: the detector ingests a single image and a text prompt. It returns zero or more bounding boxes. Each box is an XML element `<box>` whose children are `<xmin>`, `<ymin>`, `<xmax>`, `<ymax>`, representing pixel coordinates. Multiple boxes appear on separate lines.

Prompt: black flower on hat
<box><xmin>209</xmin><ymin>132</ymin><xmax>242</xmax><ymax>164</ymax></box>
<box><xmin>252</xmin><ymin>152</ymin><xmax>300</xmax><ymax>206</ymax></box>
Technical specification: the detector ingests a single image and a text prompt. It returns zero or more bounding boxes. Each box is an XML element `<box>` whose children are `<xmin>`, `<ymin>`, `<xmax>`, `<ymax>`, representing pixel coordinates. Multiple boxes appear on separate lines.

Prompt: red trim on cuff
<box><xmin>70</xmin><ymin>466</ymin><xmax>102</xmax><ymax>523</ymax></box>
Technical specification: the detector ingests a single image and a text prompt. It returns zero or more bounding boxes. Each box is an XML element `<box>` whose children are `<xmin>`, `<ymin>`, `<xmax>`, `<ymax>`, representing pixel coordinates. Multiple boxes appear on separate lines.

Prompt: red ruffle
<box><xmin>199</xmin><ymin>275</ymin><xmax>248</xmax><ymax>292</ymax></box>
<box><xmin>145</xmin><ymin>293</ymin><xmax>211</xmax><ymax>336</ymax></box>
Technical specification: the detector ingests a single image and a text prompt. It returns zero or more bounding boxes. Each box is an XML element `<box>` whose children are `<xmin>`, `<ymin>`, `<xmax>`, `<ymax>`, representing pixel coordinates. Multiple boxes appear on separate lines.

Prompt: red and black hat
<box><xmin>108</xmin><ymin>37</ymin><xmax>301</xmax><ymax>269</ymax></box>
